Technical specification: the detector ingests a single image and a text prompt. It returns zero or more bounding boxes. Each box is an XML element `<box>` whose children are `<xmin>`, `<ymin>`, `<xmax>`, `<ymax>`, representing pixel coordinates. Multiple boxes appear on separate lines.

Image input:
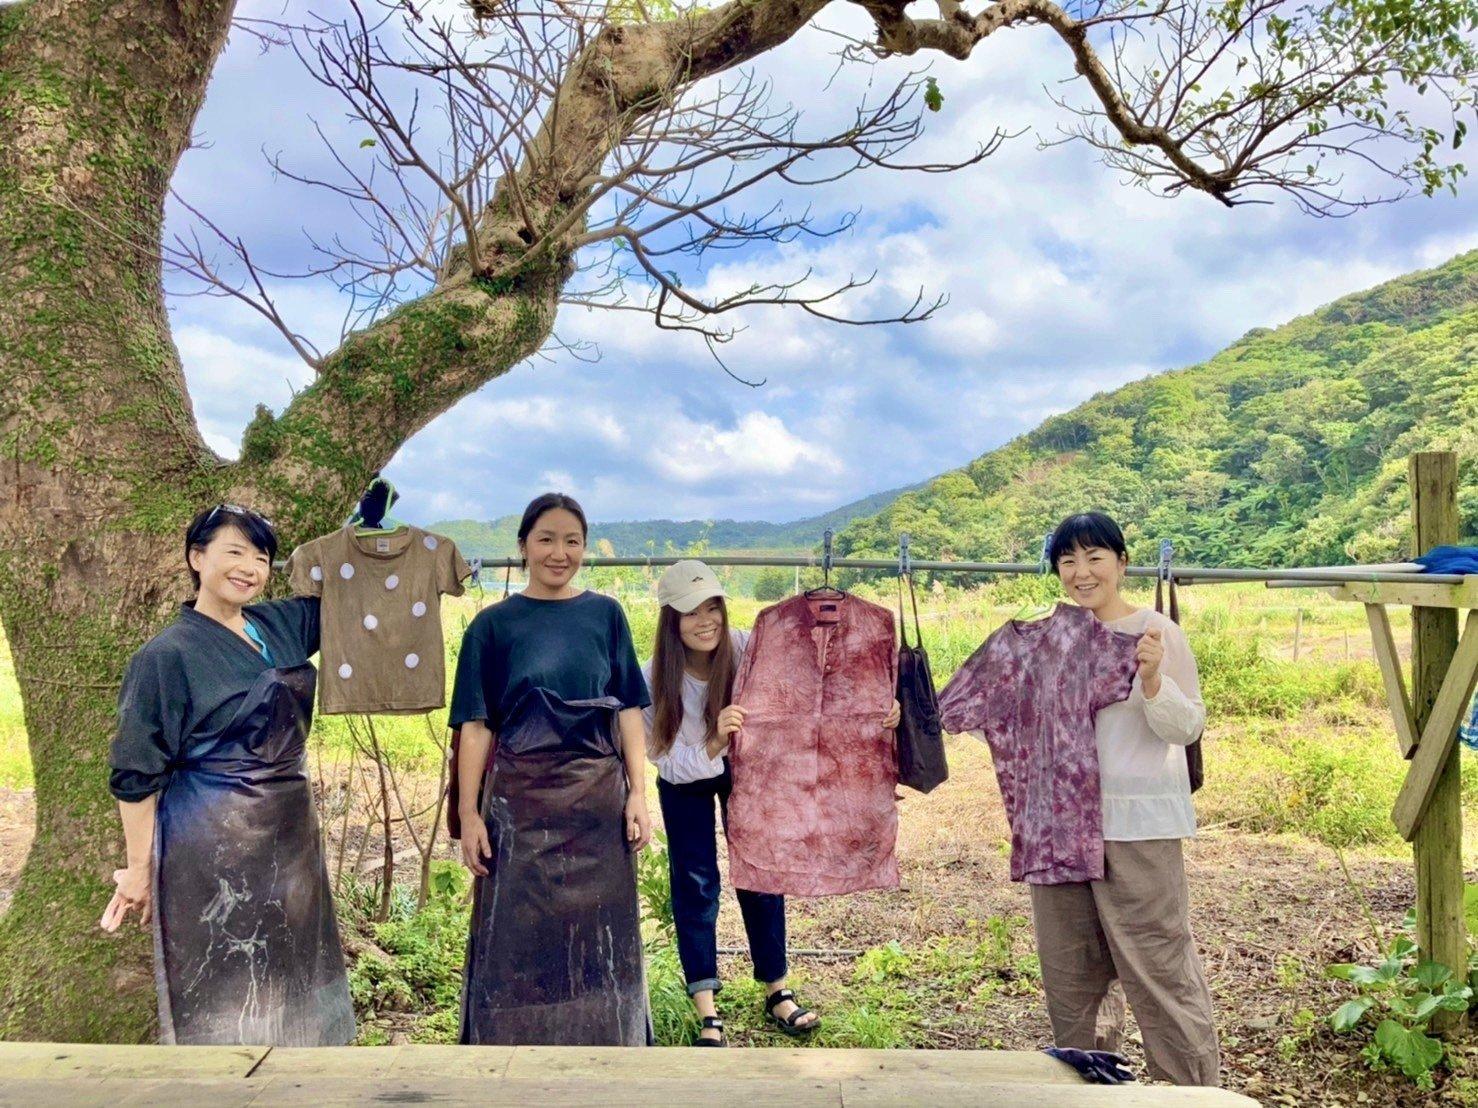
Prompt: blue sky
<box><xmin>167</xmin><ymin>2</ymin><xmax>1478</xmax><ymax>526</ymax></box>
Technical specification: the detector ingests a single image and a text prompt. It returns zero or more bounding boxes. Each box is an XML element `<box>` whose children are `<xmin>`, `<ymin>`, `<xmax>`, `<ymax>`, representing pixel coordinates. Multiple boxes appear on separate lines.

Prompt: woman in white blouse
<box><xmin>1036</xmin><ymin>512</ymin><xmax>1220</xmax><ymax>1086</ymax></box>
<box><xmin>642</xmin><ymin>560</ymin><xmax>820</xmax><ymax>1045</ymax></box>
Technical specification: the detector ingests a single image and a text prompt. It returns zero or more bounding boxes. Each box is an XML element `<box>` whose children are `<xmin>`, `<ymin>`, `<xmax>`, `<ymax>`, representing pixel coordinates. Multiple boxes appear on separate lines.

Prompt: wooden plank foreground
<box><xmin>0</xmin><ymin>1043</ymin><xmax>1261</xmax><ymax>1106</ymax></box>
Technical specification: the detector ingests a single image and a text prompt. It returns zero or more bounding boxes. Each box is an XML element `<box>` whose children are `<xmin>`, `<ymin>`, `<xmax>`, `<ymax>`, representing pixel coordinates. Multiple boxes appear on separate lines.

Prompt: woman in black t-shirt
<box><xmin>448</xmin><ymin>492</ymin><xmax>653</xmax><ymax>1046</ymax></box>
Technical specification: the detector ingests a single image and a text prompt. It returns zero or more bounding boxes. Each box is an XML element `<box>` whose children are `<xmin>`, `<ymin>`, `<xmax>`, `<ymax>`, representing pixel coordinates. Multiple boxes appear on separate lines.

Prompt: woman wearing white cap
<box><xmin>644</xmin><ymin>560</ymin><xmax>900</xmax><ymax>1046</ymax></box>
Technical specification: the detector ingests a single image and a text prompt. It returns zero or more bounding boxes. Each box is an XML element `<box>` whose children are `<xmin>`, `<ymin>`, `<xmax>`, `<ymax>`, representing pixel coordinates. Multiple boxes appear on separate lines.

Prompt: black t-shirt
<box><xmin>448</xmin><ymin>590</ymin><xmax>650</xmax><ymax>729</ymax></box>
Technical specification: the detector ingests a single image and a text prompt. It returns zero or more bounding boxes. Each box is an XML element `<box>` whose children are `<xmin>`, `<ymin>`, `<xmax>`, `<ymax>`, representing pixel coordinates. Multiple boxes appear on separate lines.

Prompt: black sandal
<box><xmin>695</xmin><ymin>1015</ymin><xmax>727</xmax><ymax>1047</ymax></box>
<box><xmin>764</xmin><ymin>988</ymin><xmax>819</xmax><ymax>1037</ymax></box>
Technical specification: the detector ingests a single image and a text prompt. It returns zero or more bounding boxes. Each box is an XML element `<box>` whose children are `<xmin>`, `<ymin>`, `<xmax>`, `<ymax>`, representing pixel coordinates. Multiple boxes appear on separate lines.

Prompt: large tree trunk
<box><xmin>0</xmin><ymin>0</ymin><xmax>242</xmax><ymax>1039</ymax></box>
<box><xmin>0</xmin><ymin>0</ymin><xmax>824</xmax><ymax>1040</ymax></box>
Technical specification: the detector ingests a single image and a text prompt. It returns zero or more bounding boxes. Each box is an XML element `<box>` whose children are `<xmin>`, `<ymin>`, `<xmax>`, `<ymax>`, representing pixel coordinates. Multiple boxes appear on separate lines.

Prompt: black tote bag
<box><xmin>894</xmin><ymin>573</ymin><xmax>949</xmax><ymax>794</ymax></box>
<box><xmin>1156</xmin><ymin>574</ymin><xmax>1204</xmax><ymax>793</ymax></box>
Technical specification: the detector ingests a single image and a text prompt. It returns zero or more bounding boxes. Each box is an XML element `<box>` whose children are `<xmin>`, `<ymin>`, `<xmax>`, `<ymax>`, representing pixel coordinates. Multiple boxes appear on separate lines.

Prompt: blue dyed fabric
<box><xmin>1415</xmin><ymin>545</ymin><xmax>1478</xmax><ymax>575</ymax></box>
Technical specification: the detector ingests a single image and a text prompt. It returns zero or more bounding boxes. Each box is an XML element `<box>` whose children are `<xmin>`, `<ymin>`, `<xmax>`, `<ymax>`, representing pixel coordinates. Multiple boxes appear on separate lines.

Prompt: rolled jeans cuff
<box><xmin>686</xmin><ymin>976</ymin><xmax>722</xmax><ymax>997</ymax></box>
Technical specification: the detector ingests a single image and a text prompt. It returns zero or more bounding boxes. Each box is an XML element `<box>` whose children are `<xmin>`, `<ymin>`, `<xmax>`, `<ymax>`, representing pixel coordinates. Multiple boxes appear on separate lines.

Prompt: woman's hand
<box><xmin>1137</xmin><ymin>628</ymin><xmax>1165</xmax><ymax>699</ymax></box>
<box><xmin>460</xmin><ymin>808</ymin><xmax>492</xmax><ymax>876</ymax></box>
<box><xmin>625</xmin><ymin>792</ymin><xmax>652</xmax><ymax>852</ymax></box>
<box><xmin>100</xmin><ymin>863</ymin><xmax>151</xmax><ymax>932</ymax></box>
<box><xmin>883</xmin><ymin>699</ymin><xmax>901</xmax><ymax>730</ymax></box>
<box><xmin>717</xmin><ymin>704</ymin><xmax>746</xmax><ymax>739</ymax></box>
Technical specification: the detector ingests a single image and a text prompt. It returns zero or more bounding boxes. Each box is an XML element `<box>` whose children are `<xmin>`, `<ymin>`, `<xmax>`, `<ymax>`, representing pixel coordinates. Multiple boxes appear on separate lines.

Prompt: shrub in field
<box><xmin>1201</xmin><ymin>720</ymin><xmax>1403</xmax><ymax>847</ymax></box>
<box><xmin>346</xmin><ymin>861</ymin><xmax>469</xmax><ymax>1030</ymax></box>
<box><xmin>754</xmin><ymin>567</ymin><xmax>794</xmax><ymax>601</ymax></box>
<box><xmin>647</xmin><ymin>940</ymin><xmax>703</xmax><ymax>1045</ymax></box>
<box><xmin>1327</xmin><ymin>932</ymin><xmax>1472</xmax><ymax>1090</ymax></box>
<box><xmin>636</xmin><ymin>829</ymin><xmax>676</xmax><ymax>944</ymax></box>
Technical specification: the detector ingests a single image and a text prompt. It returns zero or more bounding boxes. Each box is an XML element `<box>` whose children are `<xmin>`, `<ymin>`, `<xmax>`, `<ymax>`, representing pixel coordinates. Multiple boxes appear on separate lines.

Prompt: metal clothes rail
<box><xmin>461</xmin><ymin>553</ymin><xmax>1466</xmax><ymax>587</ymax></box>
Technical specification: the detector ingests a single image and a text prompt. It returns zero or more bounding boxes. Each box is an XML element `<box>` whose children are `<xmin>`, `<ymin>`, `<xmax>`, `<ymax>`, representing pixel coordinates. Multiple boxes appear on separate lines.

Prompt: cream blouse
<box><xmin>1095</xmin><ymin>607</ymin><xmax>1204</xmax><ymax>841</ymax></box>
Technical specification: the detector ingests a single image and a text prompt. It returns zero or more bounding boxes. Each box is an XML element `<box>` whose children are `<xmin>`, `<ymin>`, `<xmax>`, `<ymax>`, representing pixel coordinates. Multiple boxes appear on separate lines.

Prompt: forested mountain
<box><xmin>430</xmin><ymin>484</ymin><xmax>920</xmax><ymax>558</ymax></box>
<box><xmin>839</xmin><ymin>250</ymin><xmax>1478</xmax><ymax>569</ymax></box>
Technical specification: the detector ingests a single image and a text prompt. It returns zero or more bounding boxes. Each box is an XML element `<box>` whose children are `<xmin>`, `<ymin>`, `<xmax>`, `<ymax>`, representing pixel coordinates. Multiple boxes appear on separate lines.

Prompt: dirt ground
<box><xmin>0</xmin><ymin>737</ymin><xmax>1468</xmax><ymax>1106</ymax></box>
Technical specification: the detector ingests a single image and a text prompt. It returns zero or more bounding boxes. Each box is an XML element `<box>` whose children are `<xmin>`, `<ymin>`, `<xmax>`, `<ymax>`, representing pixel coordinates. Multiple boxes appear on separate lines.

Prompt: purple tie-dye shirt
<box><xmin>938</xmin><ymin>603</ymin><xmax>1139</xmax><ymax>884</ymax></box>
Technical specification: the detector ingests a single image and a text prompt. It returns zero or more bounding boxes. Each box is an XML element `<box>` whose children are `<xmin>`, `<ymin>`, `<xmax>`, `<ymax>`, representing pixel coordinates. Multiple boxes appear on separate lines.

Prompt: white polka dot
<box><xmin>404</xmin><ymin>653</ymin><xmax>420</xmax><ymax>669</ymax></box>
<box><xmin>423</xmin><ymin>535</ymin><xmax>438</xmax><ymax>550</ymax></box>
<box><xmin>385</xmin><ymin>574</ymin><xmax>399</xmax><ymax>590</ymax></box>
<box><xmin>363</xmin><ymin>614</ymin><xmax>378</xmax><ymax>631</ymax></box>
<box><xmin>339</xmin><ymin>563</ymin><xmax>355</xmax><ymax>580</ymax></box>
<box><xmin>338</xmin><ymin>663</ymin><xmax>353</xmax><ymax>679</ymax></box>
<box><xmin>412</xmin><ymin>601</ymin><xmax>427</xmax><ymax>618</ymax></box>
<box><xmin>309</xmin><ymin>565</ymin><xmax>323</xmax><ymax>582</ymax></box>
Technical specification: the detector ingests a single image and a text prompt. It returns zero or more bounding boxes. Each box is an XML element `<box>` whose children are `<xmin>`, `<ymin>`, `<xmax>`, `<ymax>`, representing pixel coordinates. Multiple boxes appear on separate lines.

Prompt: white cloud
<box><xmin>650</xmin><ymin>412</ymin><xmax>843</xmax><ymax>485</ymax></box>
<box><xmin>538</xmin><ymin>470</ymin><xmax>579</xmax><ymax>493</ymax></box>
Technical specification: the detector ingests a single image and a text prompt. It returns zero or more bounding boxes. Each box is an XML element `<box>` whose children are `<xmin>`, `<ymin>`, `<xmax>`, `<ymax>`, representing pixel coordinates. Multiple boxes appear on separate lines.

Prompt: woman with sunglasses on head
<box><xmin>644</xmin><ymin>560</ymin><xmax>900</xmax><ymax>1045</ymax></box>
<box><xmin>450</xmin><ymin>492</ymin><xmax>653</xmax><ymax>1045</ymax></box>
<box><xmin>102</xmin><ymin>504</ymin><xmax>354</xmax><ymax>1046</ymax></box>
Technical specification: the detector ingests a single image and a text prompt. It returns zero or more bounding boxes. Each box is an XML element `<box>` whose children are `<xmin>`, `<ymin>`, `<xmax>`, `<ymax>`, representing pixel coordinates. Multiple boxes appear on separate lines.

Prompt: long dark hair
<box><xmin>649</xmin><ymin>599</ymin><xmax>737</xmax><ymax>758</ymax></box>
<box><xmin>516</xmin><ymin>492</ymin><xmax>588</xmax><ymax>567</ymax></box>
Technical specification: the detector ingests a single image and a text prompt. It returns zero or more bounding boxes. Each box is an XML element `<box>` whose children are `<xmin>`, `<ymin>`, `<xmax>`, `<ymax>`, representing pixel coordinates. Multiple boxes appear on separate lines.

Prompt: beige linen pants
<box><xmin>1028</xmin><ymin>838</ymin><xmax>1220</xmax><ymax>1087</ymax></box>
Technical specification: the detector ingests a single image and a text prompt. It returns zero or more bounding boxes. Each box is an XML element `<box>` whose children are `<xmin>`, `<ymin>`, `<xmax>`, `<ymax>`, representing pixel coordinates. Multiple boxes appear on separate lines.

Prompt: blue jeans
<box><xmin>657</xmin><ymin>765</ymin><xmax>788</xmax><ymax>996</ymax></box>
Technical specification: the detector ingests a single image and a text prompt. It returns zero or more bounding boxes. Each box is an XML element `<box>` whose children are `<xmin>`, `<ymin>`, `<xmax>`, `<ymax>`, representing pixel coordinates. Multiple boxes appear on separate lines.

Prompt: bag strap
<box><xmin>1154</xmin><ymin>573</ymin><xmax>1181</xmax><ymax>624</ymax></box>
<box><xmin>896</xmin><ymin>573</ymin><xmax>924</xmax><ymax>649</ymax></box>
<box><xmin>1154</xmin><ymin>565</ymin><xmax>1199</xmax><ymax>790</ymax></box>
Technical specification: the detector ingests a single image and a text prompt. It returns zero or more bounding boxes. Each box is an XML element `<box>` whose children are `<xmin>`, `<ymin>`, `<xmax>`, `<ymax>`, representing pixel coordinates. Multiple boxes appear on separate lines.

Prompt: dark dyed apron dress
<box><xmin>153</xmin><ymin>661</ymin><xmax>354</xmax><ymax>1045</ymax></box>
<box><xmin>460</xmin><ymin>690</ymin><xmax>650</xmax><ymax>1045</ymax></box>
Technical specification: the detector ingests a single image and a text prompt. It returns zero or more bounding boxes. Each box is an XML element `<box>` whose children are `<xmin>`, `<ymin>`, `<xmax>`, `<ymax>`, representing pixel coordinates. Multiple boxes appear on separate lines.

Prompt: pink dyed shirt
<box><xmin>728</xmin><ymin>593</ymin><xmax>899</xmax><ymax>897</ymax></box>
<box><xmin>937</xmin><ymin>603</ymin><xmax>1139</xmax><ymax>885</ymax></box>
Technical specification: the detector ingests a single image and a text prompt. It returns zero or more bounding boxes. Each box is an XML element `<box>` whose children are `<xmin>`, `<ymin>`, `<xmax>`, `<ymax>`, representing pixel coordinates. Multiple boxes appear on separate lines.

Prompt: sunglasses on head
<box><xmin>207</xmin><ymin>503</ymin><xmax>273</xmax><ymax>527</ymax></box>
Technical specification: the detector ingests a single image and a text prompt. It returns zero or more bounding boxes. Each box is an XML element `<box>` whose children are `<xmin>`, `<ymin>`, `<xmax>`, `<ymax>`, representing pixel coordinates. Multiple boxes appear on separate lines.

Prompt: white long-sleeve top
<box><xmin>1095</xmin><ymin>607</ymin><xmax>1205</xmax><ymax>841</ymax></box>
<box><xmin>641</xmin><ymin>628</ymin><xmax>751</xmax><ymax>785</ymax></box>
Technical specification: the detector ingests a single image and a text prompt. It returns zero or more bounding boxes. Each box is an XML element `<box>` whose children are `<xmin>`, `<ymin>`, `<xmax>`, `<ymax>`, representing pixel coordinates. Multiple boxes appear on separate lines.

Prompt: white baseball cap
<box><xmin>657</xmin><ymin>559</ymin><xmax>727</xmax><ymax>614</ymax></box>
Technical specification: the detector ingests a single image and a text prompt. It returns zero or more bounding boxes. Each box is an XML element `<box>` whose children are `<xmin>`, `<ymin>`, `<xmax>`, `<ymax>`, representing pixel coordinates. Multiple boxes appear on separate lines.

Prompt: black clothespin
<box><xmin>1158</xmin><ymin>540</ymin><xmax>1173</xmax><ymax>584</ymax></box>
<box><xmin>898</xmin><ymin>532</ymin><xmax>912</xmax><ymax>578</ymax></box>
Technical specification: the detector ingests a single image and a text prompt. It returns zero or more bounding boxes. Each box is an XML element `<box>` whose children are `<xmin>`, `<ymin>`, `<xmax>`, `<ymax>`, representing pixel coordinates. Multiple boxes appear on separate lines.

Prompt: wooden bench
<box><xmin>0</xmin><ymin>1042</ymin><xmax>1260</xmax><ymax>1105</ymax></box>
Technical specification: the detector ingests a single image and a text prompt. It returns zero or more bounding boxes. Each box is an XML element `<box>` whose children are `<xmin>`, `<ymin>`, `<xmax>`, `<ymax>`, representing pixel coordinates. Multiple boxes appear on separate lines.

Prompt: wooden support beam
<box><xmin>1393</xmin><ymin>609</ymin><xmax>1478</xmax><ymax>837</ymax></box>
<box><xmin>1328</xmin><ymin>578</ymin><xmax>1478</xmax><ymax>609</ymax></box>
<box><xmin>1365</xmin><ymin>604</ymin><xmax>1419</xmax><ymax>757</ymax></box>
<box><xmin>1405</xmin><ymin>451</ymin><xmax>1465</xmax><ymax>1022</ymax></box>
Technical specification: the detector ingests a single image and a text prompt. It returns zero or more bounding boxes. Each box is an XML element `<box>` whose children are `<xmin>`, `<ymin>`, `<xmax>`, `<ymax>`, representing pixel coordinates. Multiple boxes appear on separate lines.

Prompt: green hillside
<box><xmin>840</xmin><ymin>250</ymin><xmax>1478</xmax><ymax>569</ymax></box>
<box><xmin>429</xmin><ymin>484</ymin><xmax>920</xmax><ymax>559</ymax></box>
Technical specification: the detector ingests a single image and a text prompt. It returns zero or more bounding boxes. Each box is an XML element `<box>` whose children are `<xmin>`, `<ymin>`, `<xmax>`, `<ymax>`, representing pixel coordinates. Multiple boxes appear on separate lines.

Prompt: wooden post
<box><xmin>1409</xmin><ymin>452</ymin><xmax>1464</xmax><ymax>1015</ymax></box>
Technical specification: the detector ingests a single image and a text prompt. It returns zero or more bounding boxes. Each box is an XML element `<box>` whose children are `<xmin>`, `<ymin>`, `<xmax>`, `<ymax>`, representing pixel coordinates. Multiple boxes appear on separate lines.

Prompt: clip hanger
<box><xmin>898</xmin><ymin>532</ymin><xmax>912</xmax><ymax>578</ymax></box>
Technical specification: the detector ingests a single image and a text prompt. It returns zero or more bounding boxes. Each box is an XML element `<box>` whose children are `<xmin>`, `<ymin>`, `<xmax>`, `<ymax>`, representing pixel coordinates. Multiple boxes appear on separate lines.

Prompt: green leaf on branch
<box><xmin>924</xmin><ymin>77</ymin><xmax>943</xmax><ymax>113</ymax></box>
<box><xmin>1412</xmin><ymin>961</ymin><xmax>1452</xmax><ymax>990</ymax></box>
<box><xmin>1331</xmin><ymin>996</ymin><xmax>1374</xmax><ymax>1031</ymax></box>
<box><xmin>1374</xmin><ymin>1019</ymin><xmax>1445</xmax><ymax>1081</ymax></box>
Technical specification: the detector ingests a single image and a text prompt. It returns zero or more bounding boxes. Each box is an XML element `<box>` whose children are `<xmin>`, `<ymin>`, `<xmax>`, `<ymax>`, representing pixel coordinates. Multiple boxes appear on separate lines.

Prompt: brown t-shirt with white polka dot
<box><xmin>286</xmin><ymin>525</ymin><xmax>471</xmax><ymax>715</ymax></box>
